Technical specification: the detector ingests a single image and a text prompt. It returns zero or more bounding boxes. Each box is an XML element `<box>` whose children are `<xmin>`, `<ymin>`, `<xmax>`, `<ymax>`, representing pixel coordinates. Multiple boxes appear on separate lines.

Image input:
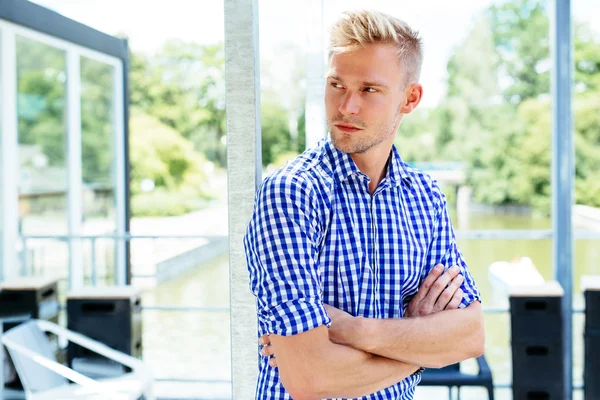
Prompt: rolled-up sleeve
<box><xmin>244</xmin><ymin>172</ymin><xmax>331</xmax><ymax>336</ymax></box>
<box><xmin>424</xmin><ymin>187</ymin><xmax>481</xmax><ymax>308</ymax></box>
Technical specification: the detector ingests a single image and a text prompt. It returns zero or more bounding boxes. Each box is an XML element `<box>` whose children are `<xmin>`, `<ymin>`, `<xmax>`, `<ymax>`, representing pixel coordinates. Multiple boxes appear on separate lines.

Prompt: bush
<box><xmin>131</xmin><ymin>189</ymin><xmax>205</xmax><ymax>217</ymax></box>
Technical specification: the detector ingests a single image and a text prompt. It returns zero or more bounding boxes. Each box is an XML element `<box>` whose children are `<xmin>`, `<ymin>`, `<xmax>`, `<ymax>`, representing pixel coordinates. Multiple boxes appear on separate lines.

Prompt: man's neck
<box><xmin>350</xmin><ymin>145</ymin><xmax>393</xmax><ymax>196</ymax></box>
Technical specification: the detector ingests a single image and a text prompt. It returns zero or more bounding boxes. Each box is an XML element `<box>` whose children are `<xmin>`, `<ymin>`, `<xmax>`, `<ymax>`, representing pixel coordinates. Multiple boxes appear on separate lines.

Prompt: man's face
<box><xmin>325</xmin><ymin>42</ymin><xmax>407</xmax><ymax>155</ymax></box>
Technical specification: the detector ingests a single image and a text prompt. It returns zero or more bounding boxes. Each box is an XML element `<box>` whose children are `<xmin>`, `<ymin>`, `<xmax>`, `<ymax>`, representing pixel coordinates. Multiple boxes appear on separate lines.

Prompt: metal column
<box><xmin>305</xmin><ymin>0</ymin><xmax>326</xmax><ymax>148</ymax></box>
<box><xmin>0</xmin><ymin>26</ymin><xmax>19</xmax><ymax>283</ymax></box>
<box><xmin>66</xmin><ymin>49</ymin><xmax>84</xmax><ymax>290</ymax></box>
<box><xmin>551</xmin><ymin>0</ymin><xmax>574</xmax><ymax>398</ymax></box>
<box><xmin>224</xmin><ymin>0</ymin><xmax>261</xmax><ymax>398</ymax></box>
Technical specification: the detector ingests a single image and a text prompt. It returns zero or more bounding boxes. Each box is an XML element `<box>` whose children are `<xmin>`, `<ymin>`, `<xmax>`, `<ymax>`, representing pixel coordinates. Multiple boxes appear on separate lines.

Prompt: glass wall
<box><xmin>81</xmin><ymin>56</ymin><xmax>117</xmax><ymax>285</ymax></box>
<box><xmin>0</xmin><ymin>14</ymin><xmax>126</xmax><ymax>287</ymax></box>
<box><xmin>16</xmin><ymin>36</ymin><xmax>69</xmax><ymax>280</ymax></box>
<box><xmin>16</xmin><ymin>36</ymin><xmax>68</xmax><ymax>237</ymax></box>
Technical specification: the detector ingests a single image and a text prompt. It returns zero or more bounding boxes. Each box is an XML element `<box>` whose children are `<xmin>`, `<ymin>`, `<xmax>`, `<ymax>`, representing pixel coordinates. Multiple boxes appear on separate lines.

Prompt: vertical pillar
<box><xmin>305</xmin><ymin>0</ymin><xmax>326</xmax><ymax>148</ymax></box>
<box><xmin>114</xmin><ymin>55</ymin><xmax>127</xmax><ymax>286</ymax></box>
<box><xmin>66</xmin><ymin>50</ymin><xmax>83</xmax><ymax>290</ymax></box>
<box><xmin>0</xmin><ymin>27</ymin><xmax>19</xmax><ymax>282</ymax></box>
<box><xmin>224</xmin><ymin>0</ymin><xmax>261</xmax><ymax>398</ymax></box>
<box><xmin>551</xmin><ymin>0</ymin><xmax>574</xmax><ymax>397</ymax></box>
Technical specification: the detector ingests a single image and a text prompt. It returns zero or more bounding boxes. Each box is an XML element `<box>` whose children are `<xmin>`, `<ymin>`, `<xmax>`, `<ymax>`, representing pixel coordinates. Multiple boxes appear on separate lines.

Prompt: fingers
<box><xmin>260</xmin><ymin>343</ymin><xmax>274</xmax><ymax>357</ymax></box>
<box><xmin>446</xmin><ymin>288</ymin><xmax>464</xmax><ymax>310</ymax></box>
<box><xmin>421</xmin><ymin>265</ymin><xmax>460</xmax><ymax>310</ymax></box>
<box><xmin>259</xmin><ymin>334</ymin><xmax>271</xmax><ymax>346</ymax></box>
<box><xmin>260</xmin><ymin>338</ymin><xmax>278</xmax><ymax>369</ymax></box>
<box><xmin>413</xmin><ymin>264</ymin><xmax>445</xmax><ymax>303</ymax></box>
<box><xmin>434</xmin><ymin>274</ymin><xmax>464</xmax><ymax>312</ymax></box>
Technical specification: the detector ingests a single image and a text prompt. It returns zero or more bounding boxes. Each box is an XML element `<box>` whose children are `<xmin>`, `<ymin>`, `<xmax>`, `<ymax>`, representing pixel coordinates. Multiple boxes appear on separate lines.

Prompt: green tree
<box><xmin>17</xmin><ymin>37</ymin><xmax>66</xmax><ymax>169</ymax></box>
<box><xmin>435</xmin><ymin>0</ymin><xmax>600</xmax><ymax>213</ymax></box>
<box><xmin>488</xmin><ymin>0</ymin><xmax>550</xmax><ymax>102</ymax></box>
<box><xmin>81</xmin><ymin>57</ymin><xmax>114</xmax><ymax>186</ymax></box>
<box><xmin>130</xmin><ymin>41</ymin><xmax>227</xmax><ymax>167</ymax></box>
<box><xmin>129</xmin><ymin>110</ymin><xmax>207</xmax><ymax>196</ymax></box>
<box><xmin>261</xmin><ymin>99</ymin><xmax>292</xmax><ymax>166</ymax></box>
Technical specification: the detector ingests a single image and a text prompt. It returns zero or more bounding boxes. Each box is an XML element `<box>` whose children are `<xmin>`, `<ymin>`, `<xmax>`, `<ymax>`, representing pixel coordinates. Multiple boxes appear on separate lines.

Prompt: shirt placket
<box><xmin>369</xmin><ymin>193</ymin><xmax>380</xmax><ymax>316</ymax></box>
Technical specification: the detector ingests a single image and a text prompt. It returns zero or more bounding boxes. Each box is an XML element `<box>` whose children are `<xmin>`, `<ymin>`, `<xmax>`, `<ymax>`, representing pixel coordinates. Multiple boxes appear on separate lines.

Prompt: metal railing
<box><xmin>16</xmin><ymin>229</ymin><xmax>600</xmax><ymax>394</ymax></box>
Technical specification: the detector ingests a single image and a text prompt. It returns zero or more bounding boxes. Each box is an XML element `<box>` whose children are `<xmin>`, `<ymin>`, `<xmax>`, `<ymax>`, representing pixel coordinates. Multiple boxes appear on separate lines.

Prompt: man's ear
<box><xmin>400</xmin><ymin>83</ymin><xmax>423</xmax><ymax>114</ymax></box>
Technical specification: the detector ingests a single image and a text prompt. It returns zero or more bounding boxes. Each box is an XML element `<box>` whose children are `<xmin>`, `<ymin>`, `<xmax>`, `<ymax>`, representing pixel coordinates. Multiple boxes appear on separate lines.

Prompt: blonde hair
<box><xmin>328</xmin><ymin>10</ymin><xmax>423</xmax><ymax>87</ymax></box>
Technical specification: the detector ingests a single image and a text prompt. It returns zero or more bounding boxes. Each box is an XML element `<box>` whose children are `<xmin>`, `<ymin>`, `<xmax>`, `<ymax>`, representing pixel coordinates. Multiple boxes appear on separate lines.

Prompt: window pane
<box><xmin>16</xmin><ymin>36</ymin><xmax>68</xmax><ymax>280</ymax></box>
<box><xmin>80</xmin><ymin>56</ymin><xmax>117</xmax><ymax>285</ymax></box>
<box><xmin>17</xmin><ymin>36</ymin><xmax>68</xmax><ymax>236</ymax></box>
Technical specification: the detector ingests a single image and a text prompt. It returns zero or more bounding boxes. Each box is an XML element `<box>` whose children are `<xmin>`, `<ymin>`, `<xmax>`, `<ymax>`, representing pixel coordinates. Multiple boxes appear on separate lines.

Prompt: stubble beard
<box><xmin>328</xmin><ymin>105</ymin><xmax>403</xmax><ymax>155</ymax></box>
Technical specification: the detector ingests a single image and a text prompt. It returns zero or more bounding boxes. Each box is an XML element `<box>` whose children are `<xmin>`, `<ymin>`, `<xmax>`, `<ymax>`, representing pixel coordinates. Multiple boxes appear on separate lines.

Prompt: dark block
<box><xmin>582</xmin><ymin>278</ymin><xmax>600</xmax><ymax>400</ymax></box>
<box><xmin>511</xmin><ymin>340</ymin><xmax>564</xmax><ymax>384</ymax></box>
<box><xmin>584</xmin><ymin>331</ymin><xmax>600</xmax><ymax>400</ymax></box>
<box><xmin>509</xmin><ymin>283</ymin><xmax>564</xmax><ymax>400</ymax></box>
<box><xmin>510</xmin><ymin>296</ymin><xmax>562</xmax><ymax>342</ymax></box>
<box><xmin>512</xmin><ymin>383</ymin><xmax>564</xmax><ymax>400</ymax></box>
<box><xmin>0</xmin><ymin>277</ymin><xmax>61</xmax><ymax>390</ymax></box>
<box><xmin>0</xmin><ymin>277</ymin><xmax>60</xmax><ymax>322</ymax></box>
<box><xmin>585</xmin><ymin>290</ymin><xmax>600</xmax><ymax>330</ymax></box>
<box><xmin>67</xmin><ymin>286</ymin><xmax>142</xmax><ymax>367</ymax></box>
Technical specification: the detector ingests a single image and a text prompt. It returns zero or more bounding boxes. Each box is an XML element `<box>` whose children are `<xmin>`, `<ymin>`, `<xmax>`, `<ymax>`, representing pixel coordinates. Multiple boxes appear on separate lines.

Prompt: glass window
<box><xmin>80</xmin><ymin>56</ymin><xmax>117</xmax><ymax>285</ymax></box>
<box><xmin>17</xmin><ymin>36</ymin><xmax>68</xmax><ymax>236</ymax></box>
<box><xmin>16</xmin><ymin>35</ymin><xmax>68</xmax><ymax>280</ymax></box>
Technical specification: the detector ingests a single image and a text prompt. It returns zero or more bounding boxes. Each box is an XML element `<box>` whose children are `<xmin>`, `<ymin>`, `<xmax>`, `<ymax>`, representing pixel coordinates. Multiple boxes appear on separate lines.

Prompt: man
<box><xmin>244</xmin><ymin>9</ymin><xmax>484</xmax><ymax>400</ymax></box>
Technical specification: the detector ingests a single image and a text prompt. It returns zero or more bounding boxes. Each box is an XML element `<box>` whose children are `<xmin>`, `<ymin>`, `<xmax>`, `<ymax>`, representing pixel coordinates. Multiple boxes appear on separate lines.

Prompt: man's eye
<box><xmin>331</xmin><ymin>82</ymin><xmax>344</xmax><ymax>89</ymax></box>
<box><xmin>363</xmin><ymin>87</ymin><xmax>377</xmax><ymax>93</ymax></box>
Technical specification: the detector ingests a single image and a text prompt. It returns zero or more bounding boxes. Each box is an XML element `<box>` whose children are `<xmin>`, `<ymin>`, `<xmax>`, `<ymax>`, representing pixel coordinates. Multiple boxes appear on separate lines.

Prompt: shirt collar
<box><xmin>387</xmin><ymin>144</ymin><xmax>413</xmax><ymax>187</ymax></box>
<box><xmin>323</xmin><ymin>139</ymin><xmax>412</xmax><ymax>187</ymax></box>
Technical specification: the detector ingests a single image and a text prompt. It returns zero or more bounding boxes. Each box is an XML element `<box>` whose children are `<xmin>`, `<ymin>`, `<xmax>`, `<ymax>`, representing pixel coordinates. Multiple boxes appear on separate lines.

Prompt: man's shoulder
<box><xmin>400</xmin><ymin>162</ymin><xmax>445</xmax><ymax>205</ymax></box>
<box><xmin>260</xmin><ymin>143</ymin><xmax>331</xmax><ymax>195</ymax></box>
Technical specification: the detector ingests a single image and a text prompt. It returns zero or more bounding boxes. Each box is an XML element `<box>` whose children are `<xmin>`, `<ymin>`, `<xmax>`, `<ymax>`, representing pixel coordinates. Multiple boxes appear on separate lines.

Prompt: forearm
<box><xmin>346</xmin><ymin>303</ymin><xmax>484</xmax><ymax>368</ymax></box>
<box><xmin>271</xmin><ymin>325</ymin><xmax>418</xmax><ymax>400</ymax></box>
<box><xmin>309</xmin><ymin>340</ymin><xmax>418</xmax><ymax>399</ymax></box>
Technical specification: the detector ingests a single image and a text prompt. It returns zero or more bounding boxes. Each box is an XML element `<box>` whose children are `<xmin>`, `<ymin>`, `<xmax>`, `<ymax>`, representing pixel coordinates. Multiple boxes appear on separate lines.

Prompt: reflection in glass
<box><xmin>80</xmin><ymin>56</ymin><xmax>117</xmax><ymax>285</ymax></box>
<box><xmin>17</xmin><ymin>36</ymin><xmax>68</xmax><ymax>280</ymax></box>
<box><xmin>17</xmin><ymin>36</ymin><xmax>68</xmax><ymax>236</ymax></box>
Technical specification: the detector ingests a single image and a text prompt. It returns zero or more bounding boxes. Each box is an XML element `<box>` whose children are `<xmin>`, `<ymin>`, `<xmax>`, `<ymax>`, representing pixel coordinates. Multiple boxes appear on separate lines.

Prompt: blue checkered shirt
<box><xmin>244</xmin><ymin>139</ymin><xmax>481</xmax><ymax>400</ymax></box>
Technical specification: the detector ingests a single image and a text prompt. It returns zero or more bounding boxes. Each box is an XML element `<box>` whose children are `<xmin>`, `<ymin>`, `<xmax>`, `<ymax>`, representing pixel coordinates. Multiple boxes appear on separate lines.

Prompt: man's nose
<box><xmin>339</xmin><ymin>92</ymin><xmax>360</xmax><ymax>115</ymax></box>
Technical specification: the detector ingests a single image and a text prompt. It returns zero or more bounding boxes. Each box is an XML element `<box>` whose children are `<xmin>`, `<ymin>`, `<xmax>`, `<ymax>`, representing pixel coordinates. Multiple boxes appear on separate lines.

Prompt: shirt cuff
<box><xmin>459</xmin><ymin>291</ymin><xmax>482</xmax><ymax>309</ymax></box>
<box><xmin>266</xmin><ymin>298</ymin><xmax>332</xmax><ymax>336</ymax></box>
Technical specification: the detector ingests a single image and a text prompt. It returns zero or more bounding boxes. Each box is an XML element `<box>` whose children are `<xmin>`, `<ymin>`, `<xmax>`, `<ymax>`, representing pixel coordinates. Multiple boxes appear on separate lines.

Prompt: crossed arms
<box><xmin>244</xmin><ymin>174</ymin><xmax>484</xmax><ymax>400</ymax></box>
<box><xmin>259</xmin><ymin>265</ymin><xmax>485</xmax><ymax>400</ymax></box>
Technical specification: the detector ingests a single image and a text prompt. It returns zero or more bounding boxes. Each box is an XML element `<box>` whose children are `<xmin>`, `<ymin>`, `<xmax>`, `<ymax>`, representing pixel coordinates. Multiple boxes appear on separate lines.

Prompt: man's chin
<box><xmin>331</xmin><ymin>138</ymin><xmax>367</xmax><ymax>155</ymax></box>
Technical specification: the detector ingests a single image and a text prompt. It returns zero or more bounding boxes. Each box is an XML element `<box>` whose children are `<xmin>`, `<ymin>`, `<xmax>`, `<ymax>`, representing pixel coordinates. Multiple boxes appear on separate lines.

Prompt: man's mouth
<box><xmin>335</xmin><ymin>123</ymin><xmax>363</xmax><ymax>133</ymax></box>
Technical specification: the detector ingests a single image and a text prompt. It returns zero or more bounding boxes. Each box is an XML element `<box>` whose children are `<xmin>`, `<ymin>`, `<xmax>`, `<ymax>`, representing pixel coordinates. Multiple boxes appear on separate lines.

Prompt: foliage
<box><xmin>19</xmin><ymin>0</ymin><xmax>599</xmax><ymax>217</ymax></box>
<box><xmin>129</xmin><ymin>110</ymin><xmax>207</xmax><ymax>196</ymax></box>
<box><xmin>399</xmin><ymin>0</ymin><xmax>600</xmax><ymax>214</ymax></box>
<box><xmin>261</xmin><ymin>99</ymin><xmax>293</xmax><ymax>166</ymax></box>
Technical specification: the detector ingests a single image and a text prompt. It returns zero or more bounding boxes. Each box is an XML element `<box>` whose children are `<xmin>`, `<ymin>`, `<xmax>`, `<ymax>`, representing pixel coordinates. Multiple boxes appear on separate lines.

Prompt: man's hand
<box><xmin>259</xmin><ymin>335</ymin><xmax>277</xmax><ymax>368</ymax></box>
<box><xmin>405</xmin><ymin>264</ymin><xmax>464</xmax><ymax>318</ymax></box>
<box><xmin>324</xmin><ymin>304</ymin><xmax>356</xmax><ymax>346</ymax></box>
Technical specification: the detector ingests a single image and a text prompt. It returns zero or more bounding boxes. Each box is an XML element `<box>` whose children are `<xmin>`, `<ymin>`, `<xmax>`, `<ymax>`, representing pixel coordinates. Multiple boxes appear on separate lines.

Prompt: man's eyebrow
<box><xmin>327</xmin><ymin>74</ymin><xmax>389</xmax><ymax>89</ymax></box>
<box><xmin>362</xmin><ymin>80</ymin><xmax>390</xmax><ymax>89</ymax></box>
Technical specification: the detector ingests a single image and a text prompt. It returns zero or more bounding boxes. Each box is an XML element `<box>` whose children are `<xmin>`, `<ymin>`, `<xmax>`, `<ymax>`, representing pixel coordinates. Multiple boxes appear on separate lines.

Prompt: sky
<box><xmin>32</xmin><ymin>0</ymin><xmax>600</xmax><ymax>108</ymax></box>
